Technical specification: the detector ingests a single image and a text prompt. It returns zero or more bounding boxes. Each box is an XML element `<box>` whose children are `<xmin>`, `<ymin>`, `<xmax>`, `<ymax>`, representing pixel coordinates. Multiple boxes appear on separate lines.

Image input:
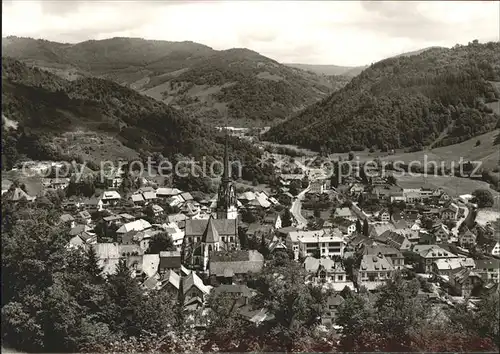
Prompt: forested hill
<box><xmin>1</xmin><ymin>57</ymin><xmax>264</xmax><ymax>173</ymax></box>
<box><xmin>263</xmin><ymin>41</ymin><xmax>500</xmax><ymax>152</ymax></box>
<box><xmin>2</xmin><ymin>36</ymin><xmax>350</xmax><ymax>127</ymax></box>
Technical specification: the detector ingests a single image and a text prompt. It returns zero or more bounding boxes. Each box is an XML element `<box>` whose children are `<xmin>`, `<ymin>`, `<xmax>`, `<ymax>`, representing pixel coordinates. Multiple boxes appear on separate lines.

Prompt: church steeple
<box><xmin>216</xmin><ymin>125</ymin><xmax>238</xmax><ymax>220</ymax></box>
<box><xmin>222</xmin><ymin>127</ymin><xmax>230</xmax><ymax>183</ymax></box>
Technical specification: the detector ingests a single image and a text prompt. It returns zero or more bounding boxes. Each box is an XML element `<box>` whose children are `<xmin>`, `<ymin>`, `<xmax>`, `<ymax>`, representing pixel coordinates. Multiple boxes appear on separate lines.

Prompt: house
<box><xmin>392</xmin><ymin>227</ymin><xmax>420</xmax><ymax>245</ymax></box>
<box><xmin>180</xmin><ymin>192</ymin><xmax>194</xmax><ymax>202</ymax></box>
<box><xmin>42</xmin><ymin>178</ymin><xmax>70</xmax><ymax>190</ymax></box>
<box><xmin>103</xmin><ymin>214</ymin><xmax>124</xmax><ymax>227</ymax></box>
<box><xmin>403</xmin><ymin>189</ymin><xmax>422</xmax><ymax>203</ymax></box>
<box><xmin>77</xmin><ymin>210</ymin><xmax>92</xmax><ymax>224</ymax></box>
<box><xmin>279</xmin><ymin>174</ymin><xmax>304</xmax><ymax>182</ymax></box>
<box><xmin>182</xmin><ymin>271</ymin><xmax>211</xmax><ymax>302</ymax></box>
<box><xmin>303</xmin><ymin>257</ymin><xmax>348</xmax><ymax>284</ymax></box>
<box><xmin>116</xmin><ymin>219</ymin><xmax>152</xmax><ymax>234</ymax></box>
<box><xmin>298</xmin><ymin>230</ymin><xmax>345</xmax><ymax>258</ymax></box>
<box><xmin>69</xmin><ymin>224</ymin><xmax>93</xmax><ymax>238</ymax></box>
<box><xmin>413</xmin><ymin>245</ymin><xmax>458</xmax><ymax>273</ymax></box>
<box><xmin>349</xmin><ymin>183</ymin><xmax>365</xmax><ymax>196</ymax></box>
<box><xmin>347</xmin><ymin>234</ymin><xmax>375</xmax><ymax>251</ymax></box>
<box><xmin>158</xmin><ymin>251</ymin><xmax>182</xmax><ymax>273</ymax></box>
<box><xmin>68</xmin><ymin>225</ymin><xmax>97</xmax><ymax>249</ymax></box>
<box><xmin>102</xmin><ymin>168</ymin><xmax>124</xmax><ymax>189</ymax></box>
<box><xmin>309</xmin><ymin>180</ymin><xmax>326</xmax><ymax>194</ymax></box>
<box><xmin>440</xmin><ymin>207</ymin><xmax>457</xmax><ymax>220</ymax></box>
<box><xmin>333</xmin><ymin>208</ymin><xmax>356</xmax><ymax>222</ymax></box>
<box><xmin>123</xmin><ymin>229</ymin><xmax>163</xmax><ymax>251</ymax></box>
<box><xmin>438</xmin><ymin>193</ymin><xmax>452</xmax><ymax>205</ymax></box>
<box><xmin>458</xmin><ymin>229</ymin><xmax>477</xmax><ymax>248</ymax></box>
<box><xmin>61</xmin><ymin>199</ymin><xmax>82</xmax><ymax>211</ymax></box>
<box><xmin>359</xmin><ymin>244</ymin><xmax>405</xmax><ymax>270</ymax></box>
<box><xmin>322</xmin><ymin>294</ymin><xmax>345</xmax><ymax>326</ymax></box>
<box><xmin>157</xmin><ymin>222</ymin><xmax>185</xmax><ymax>248</ymax></box>
<box><xmin>93</xmin><ymin>243</ymin><xmax>145</xmax><ymax>276</ymax></box>
<box><xmin>368</xmin><ymin>222</ymin><xmax>396</xmax><ymax>238</ymax></box>
<box><xmin>1</xmin><ymin>179</ymin><xmax>13</xmax><ymax>195</ymax></box>
<box><xmin>245</xmin><ymin>193</ymin><xmax>271</xmax><ymax>210</ymax></box>
<box><xmin>359</xmin><ymin>253</ymin><xmax>394</xmax><ymax>282</ymax></box>
<box><xmin>130</xmin><ymin>193</ymin><xmax>145</xmax><ymax>205</ymax></box>
<box><xmin>167</xmin><ymin>213</ymin><xmax>188</xmax><ymax>228</ymax></box>
<box><xmin>101</xmin><ymin>190</ymin><xmax>121</xmax><ymax>206</ymax></box>
<box><xmin>238</xmin><ymin>191</ymin><xmax>256</xmax><ymax>204</ymax></box>
<box><xmin>432</xmin><ymin>258</ymin><xmax>475</xmax><ymax>277</ymax></box>
<box><xmin>150</xmin><ymin>204</ymin><xmax>165</xmax><ymax>217</ymax></box>
<box><xmin>381</xmin><ymin>231</ymin><xmax>412</xmax><ymax>251</ymax></box>
<box><xmin>286</xmin><ymin>230</ymin><xmax>324</xmax><ymax>260</ymax></box>
<box><xmin>262</xmin><ymin>213</ymin><xmax>282</xmax><ymax>229</ymax></box>
<box><xmin>212</xmin><ymin>284</ymin><xmax>256</xmax><ymax>303</ymax></box>
<box><xmin>267</xmin><ymin>235</ymin><xmax>288</xmax><ymax>254</ymax></box>
<box><xmin>377</xmin><ymin>209</ymin><xmax>390</xmax><ymax>222</ymax></box>
<box><xmin>474</xmin><ymin>259</ymin><xmax>500</xmax><ymax>283</ymax></box>
<box><xmin>246</xmin><ymin>223</ymin><xmax>273</xmax><ymax>239</ymax></box>
<box><xmin>449</xmin><ymin>269</ymin><xmax>483</xmax><ymax>297</ymax></box>
<box><xmin>336</xmin><ymin>219</ymin><xmax>357</xmax><ymax>236</ymax></box>
<box><xmin>373</xmin><ymin>185</ymin><xmax>403</xmax><ymax>201</ymax></box>
<box><xmin>459</xmin><ymin>194</ymin><xmax>474</xmax><ymax>204</ymax></box>
<box><xmin>391</xmin><ymin>210</ymin><xmax>407</xmax><ymax>224</ymax></box>
<box><xmin>156</xmin><ymin>188</ymin><xmax>182</xmax><ymax>198</ymax></box>
<box><xmin>84</xmin><ymin>196</ymin><xmax>104</xmax><ymax>211</ymax></box>
<box><xmin>485</xmin><ymin>241</ymin><xmax>500</xmax><ymax>257</ymax></box>
<box><xmin>209</xmin><ymin>250</ymin><xmax>264</xmax><ymax>282</ymax></box>
<box><xmin>59</xmin><ymin>214</ymin><xmax>76</xmax><ymax>228</ymax></box>
<box><xmin>432</xmin><ymin>224</ymin><xmax>451</xmax><ymax>243</ymax></box>
<box><xmin>159</xmin><ymin>270</ymin><xmax>181</xmax><ymax>294</ymax></box>
<box><xmin>142</xmin><ymin>253</ymin><xmax>160</xmax><ymax>278</ymax></box>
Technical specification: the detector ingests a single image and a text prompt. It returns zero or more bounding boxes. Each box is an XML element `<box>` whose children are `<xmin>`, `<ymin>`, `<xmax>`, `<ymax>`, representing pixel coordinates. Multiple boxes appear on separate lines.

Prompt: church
<box><xmin>182</xmin><ymin>133</ymin><xmax>240</xmax><ymax>271</ymax></box>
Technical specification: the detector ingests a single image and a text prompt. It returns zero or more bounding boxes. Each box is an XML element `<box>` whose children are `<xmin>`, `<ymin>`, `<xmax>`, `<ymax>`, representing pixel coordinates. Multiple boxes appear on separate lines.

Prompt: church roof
<box><xmin>185</xmin><ymin>218</ymin><xmax>237</xmax><ymax>237</ymax></box>
<box><xmin>202</xmin><ymin>217</ymin><xmax>220</xmax><ymax>243</ymax></box>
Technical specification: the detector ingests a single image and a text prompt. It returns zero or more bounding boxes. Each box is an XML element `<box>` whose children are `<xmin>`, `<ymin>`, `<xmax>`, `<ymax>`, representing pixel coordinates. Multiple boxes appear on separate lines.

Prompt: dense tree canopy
<box><xmin>265</xmin><ymin>42</ymin><xmax>500</xmax><ymax>152</ymax></box>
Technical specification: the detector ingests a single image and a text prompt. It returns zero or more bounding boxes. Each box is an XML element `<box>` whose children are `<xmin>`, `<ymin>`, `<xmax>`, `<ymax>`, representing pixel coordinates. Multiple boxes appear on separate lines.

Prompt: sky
<box><xmin>2</xmin><ymin>0</ymin><xmax>499</xmax><ymax>66</ymax></box>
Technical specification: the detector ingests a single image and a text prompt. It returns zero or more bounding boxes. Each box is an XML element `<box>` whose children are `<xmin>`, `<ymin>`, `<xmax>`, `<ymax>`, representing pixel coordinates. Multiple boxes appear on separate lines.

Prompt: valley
<box><xmin>2</xmin><ymin>2</ymin><xmax>500</xmax><ymax>352</ymax></box>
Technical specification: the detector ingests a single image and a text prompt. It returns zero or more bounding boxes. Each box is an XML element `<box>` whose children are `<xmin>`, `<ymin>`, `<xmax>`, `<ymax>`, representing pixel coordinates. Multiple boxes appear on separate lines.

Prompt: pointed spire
<box><xmin>202</xmin><ymin>216</ymin><xmax>219</xmax><ymax>243</ymax></box>
<box><xmin>222</xmin><ymin>123</ymin><xmax>230</xmax><ymax>182</ymax></box>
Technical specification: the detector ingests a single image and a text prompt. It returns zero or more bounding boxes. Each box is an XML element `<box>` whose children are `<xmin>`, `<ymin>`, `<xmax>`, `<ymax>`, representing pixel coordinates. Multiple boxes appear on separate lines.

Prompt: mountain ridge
<box><xmin>264</xmin><ymin>41</ymin><xmax>500</xmax><ymax>153</ymax></box>
<box><xmin>2</xmin><ymin>36</ymin><xmax>351</xmax><ymax>127</ymax></box>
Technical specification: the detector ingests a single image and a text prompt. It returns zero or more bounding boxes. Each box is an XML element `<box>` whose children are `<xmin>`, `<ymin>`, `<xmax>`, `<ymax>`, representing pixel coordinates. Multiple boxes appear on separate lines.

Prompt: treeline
<box><xmin>264</xmin><ymin>41</ymin><xmax>500</xmax><ymax>152</ymax></box>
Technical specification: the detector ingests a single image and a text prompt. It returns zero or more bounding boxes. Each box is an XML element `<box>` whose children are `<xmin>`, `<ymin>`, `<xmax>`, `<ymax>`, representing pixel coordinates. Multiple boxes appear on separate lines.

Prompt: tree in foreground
<box><xmin>146</xmin><ymin>232</ymin><xmax>176</xmax><ymax>254</ymax></box>
<box><xmin>472</xmin><ymin>189</ymin><xmax>495</xmax><ymax>208</ymax></box>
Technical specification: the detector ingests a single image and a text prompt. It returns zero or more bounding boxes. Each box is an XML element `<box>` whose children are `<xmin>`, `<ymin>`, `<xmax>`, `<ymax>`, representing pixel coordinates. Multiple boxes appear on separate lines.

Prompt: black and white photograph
<box><xmin>1</xmin><ymin>0</ymin><xmax>499</xmax><ymax>352</ymax></box>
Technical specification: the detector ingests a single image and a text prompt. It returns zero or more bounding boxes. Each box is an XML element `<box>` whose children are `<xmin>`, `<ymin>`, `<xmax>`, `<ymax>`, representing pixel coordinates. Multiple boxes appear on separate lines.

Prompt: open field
<box><xmin>396</xmin><ymin>173</ymin><xmax>499</xmax><ymax>207</ymax></box>
<box><xmin>381</xmin><ymin>129</ymin><xmax>500</xmax><ymax>171</ymax></box>
<box><xmin>325</xmin><ymin>129</ymin><xmax>499</xmax><ymax>171</ymax></box>
<box><xmin>475</xmin><ymin>208</ymin><xmax>500</xmax><ymax>226</ymax></box>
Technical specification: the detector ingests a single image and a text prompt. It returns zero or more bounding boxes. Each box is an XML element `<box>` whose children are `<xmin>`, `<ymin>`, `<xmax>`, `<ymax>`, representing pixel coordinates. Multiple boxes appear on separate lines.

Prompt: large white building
<box><xmin>298</xmin><ymin>230</ymin><xmax>345</xmax><ymax>258</ymax></box>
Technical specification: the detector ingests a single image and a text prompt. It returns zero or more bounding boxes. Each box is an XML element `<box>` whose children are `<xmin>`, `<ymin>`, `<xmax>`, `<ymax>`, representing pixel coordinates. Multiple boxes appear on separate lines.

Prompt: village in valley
<box><xmin>2</xmin><ymin>126</ymin><xmax>499</xmax><ymax>340</ymax></box>
<box><xmin>2</xmin><ymin>2</ymin><xmax>500</xmax><ymax>349</ymax></box>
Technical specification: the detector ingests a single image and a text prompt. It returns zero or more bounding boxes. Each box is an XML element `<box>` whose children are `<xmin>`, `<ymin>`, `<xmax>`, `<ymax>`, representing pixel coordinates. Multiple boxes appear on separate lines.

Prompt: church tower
<box><xmin>216</xmin><ymin>130</ymin><xmax>238</xmax><ymax>220</ymax></box>
<box><xmin>201</xmin><ymin>216</ymin><xmax>220</xmax><ymax>272</ymax></box>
